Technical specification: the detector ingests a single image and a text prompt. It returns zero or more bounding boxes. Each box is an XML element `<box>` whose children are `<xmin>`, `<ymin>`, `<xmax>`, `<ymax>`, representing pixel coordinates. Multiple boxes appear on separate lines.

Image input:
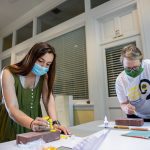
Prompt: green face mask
<box><xmin>125</xmin><ymin>66</ymin><xmax>144</xmax><ymax>78</ymax></box>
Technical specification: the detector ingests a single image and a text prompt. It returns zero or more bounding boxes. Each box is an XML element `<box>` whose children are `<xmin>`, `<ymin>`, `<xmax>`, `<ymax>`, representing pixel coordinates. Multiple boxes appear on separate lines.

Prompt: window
<box><xmin>16</xmin><ymin>22</ymin><xmax>33</xmax><ymax>44</ymax></box>
<box><xmin>105</xmin><ymin>42</ymin><xmax>136</xmax><ymax>97</ymax></box>
<box><xmin>1</xmin><ymin>57</ymin><xmax>11</xmax><ymax>70</ymax></box>
<box><xmin>48</xmin><ymin>27</ymin><xmax>88</xmax><ymax>99</ymax></box>
<box><xmin>37</xmin><ymin>0</ymin><xmax>85</xmax><ymax>33</ymax></box>
<box><xmin>2</xmin><ymin>34</ymin><xmax>13</xmax><ymax>51</ymax></box>
<box><xmin>90</xmin><ymin>0</ymin><xmax>110</xmax><ymax>9</ymax></box>
<box><xmin>0</xmin><ymin>57</ymin><xmax>11</xmax><ymax>101</ymax></box>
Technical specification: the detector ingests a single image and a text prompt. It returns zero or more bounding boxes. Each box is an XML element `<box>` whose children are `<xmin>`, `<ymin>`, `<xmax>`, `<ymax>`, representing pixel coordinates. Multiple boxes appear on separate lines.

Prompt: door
<box><xmin>102</xmin><ymin>36</ymin><xmax>142</xmax><ymax>120</ymax></box>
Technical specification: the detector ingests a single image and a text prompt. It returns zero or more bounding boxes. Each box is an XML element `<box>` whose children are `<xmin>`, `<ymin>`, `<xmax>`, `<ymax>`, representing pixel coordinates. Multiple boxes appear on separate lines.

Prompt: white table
<box><xmin>1</xmin><ymin>120</ymin><xmax>150</xmax><ymax>150</ymax></box>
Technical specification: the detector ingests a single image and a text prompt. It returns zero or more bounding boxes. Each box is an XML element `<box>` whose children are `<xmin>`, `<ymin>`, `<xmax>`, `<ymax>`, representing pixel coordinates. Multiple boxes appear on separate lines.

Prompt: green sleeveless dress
<box><xmin>0</xmin><ymin>74</ymin><xmax>44</xmax><ymax>142</ymax></box>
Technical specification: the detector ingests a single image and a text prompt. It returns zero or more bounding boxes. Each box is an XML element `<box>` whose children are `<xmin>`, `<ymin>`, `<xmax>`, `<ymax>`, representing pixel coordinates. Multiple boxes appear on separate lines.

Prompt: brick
<box><xmin>115</xmin><ymin>118</ymin><xmax>144</xmax><ymax>126</ymax></box>
<box><xmin>16</xmin><ymin>131</ymin><xmax>60</xmax><ymax>144</ymax></box>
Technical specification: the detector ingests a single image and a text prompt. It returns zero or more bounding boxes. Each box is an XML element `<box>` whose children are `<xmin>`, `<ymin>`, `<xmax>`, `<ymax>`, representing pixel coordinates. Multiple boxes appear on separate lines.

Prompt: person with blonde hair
<box><xmin>116</xmin><ymin>44</ymin><xmax>150</xmax><ymax>121</ymax></box>
<box><xmin>0</xmin><ymin>42</ymin><xmax>70</xmax><ymax>142</ymax></box>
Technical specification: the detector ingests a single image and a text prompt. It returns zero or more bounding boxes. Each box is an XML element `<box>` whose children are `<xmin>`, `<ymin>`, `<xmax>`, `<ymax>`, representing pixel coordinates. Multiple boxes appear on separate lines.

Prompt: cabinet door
<box><xmin>99</xmin><ymin>8</ymin><xmax>140</xmax><ymax>44</ymax></box>
<box><xmin>118</xmin><ymin>9</ymin><xmax>139</xmax><ymax>38</ymax></box>
<box><xmin>100</xmin><ymin>18</ymin><xmax>116</xmax><ymax>43</ymax></box>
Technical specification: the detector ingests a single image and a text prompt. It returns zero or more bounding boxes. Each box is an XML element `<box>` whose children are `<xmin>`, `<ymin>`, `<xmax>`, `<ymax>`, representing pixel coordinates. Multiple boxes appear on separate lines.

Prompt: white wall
<box><xmin>0</xmin><ymin>0</ymin><xmax>150</xmax><ymax>120</ymax></box>
<box><xmin>137</xmin><ymin>0</ymin><xmax>150</xmax><ymax>59</ymax></box>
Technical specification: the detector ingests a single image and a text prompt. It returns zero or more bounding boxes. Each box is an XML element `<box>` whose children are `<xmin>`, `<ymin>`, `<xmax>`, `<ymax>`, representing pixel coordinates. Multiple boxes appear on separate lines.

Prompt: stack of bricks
<box><xmin>115</xmin><ymin>118</ymin><xmax>144</xmax><ymax>126</ymax></box>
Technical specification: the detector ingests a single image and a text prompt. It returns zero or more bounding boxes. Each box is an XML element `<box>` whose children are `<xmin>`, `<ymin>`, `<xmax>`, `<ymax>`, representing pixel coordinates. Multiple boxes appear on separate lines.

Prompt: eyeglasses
<box><xmin>124</xmin><ymin>65</ymin><xmax>141</xmax><ymax>72</ymax></box>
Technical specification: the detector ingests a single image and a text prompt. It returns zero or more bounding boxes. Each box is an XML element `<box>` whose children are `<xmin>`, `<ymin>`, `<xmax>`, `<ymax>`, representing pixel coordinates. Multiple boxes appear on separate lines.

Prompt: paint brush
<box><xmin>114</xmin><ymin>125</ymin><xmax>149</xmax><ymax>131</ymax></box>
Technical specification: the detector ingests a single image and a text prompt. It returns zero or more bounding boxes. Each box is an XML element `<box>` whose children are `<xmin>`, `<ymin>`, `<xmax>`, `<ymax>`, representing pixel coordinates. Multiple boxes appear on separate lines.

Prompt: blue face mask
<box><xmin>32</xmin><ymin>63</ymin><xmax>49</xmax><ymax>76</ymax></box>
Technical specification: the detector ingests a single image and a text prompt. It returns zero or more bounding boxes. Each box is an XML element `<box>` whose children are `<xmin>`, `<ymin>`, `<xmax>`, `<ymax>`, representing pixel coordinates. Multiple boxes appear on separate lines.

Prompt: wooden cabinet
<box><xmin>99</xmin><ymin>7</ymin><xmax>140</xmax><ymax>44</ymax></box>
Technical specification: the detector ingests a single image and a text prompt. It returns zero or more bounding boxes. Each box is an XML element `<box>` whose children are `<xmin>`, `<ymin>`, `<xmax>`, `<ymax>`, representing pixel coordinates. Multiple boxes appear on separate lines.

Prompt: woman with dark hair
<box><xmin>0</xmin><ymin>42</ymin><xmax>69</xmax><ymax>142</ymax></box>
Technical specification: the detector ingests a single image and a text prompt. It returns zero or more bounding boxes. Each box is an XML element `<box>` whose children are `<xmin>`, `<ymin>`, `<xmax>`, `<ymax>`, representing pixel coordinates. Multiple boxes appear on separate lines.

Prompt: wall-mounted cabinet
<box><xmin>99</xmin><ymin>7</ymin><xmax>140</xmax><ymax>44</ymax></box>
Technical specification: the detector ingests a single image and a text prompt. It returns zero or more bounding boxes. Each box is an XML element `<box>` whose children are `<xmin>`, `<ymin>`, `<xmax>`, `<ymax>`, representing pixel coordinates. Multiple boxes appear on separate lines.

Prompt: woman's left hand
<box><xmin>53</xmin><ymin>124</ymin><xmax>71</xmax><ymax>135</ymax></box>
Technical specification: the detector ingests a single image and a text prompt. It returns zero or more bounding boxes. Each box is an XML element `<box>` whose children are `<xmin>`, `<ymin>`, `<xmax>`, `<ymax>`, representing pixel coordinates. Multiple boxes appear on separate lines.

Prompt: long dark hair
<box><xmin>6</xmin><ymin>42</ymin><xmax>56</xmax><ymax>98</ymax></box>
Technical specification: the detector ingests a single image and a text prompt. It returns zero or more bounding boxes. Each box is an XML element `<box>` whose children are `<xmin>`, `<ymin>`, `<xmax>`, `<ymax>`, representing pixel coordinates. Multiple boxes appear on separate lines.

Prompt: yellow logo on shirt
<box><xmin>128</xmin><ymin>85</ymin><xmax>141</xmax><ymax>101</ymax></box>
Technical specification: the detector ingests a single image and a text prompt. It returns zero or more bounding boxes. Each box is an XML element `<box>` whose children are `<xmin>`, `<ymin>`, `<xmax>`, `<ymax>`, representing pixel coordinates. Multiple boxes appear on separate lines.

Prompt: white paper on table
<box><xmin>17</xmin><ymin>139</ymin><xmax>46</xmax><ymax>150</ymax></box>
<box><xmin>72</xmin><ymin>129</ymin><xmax>111</xmax><ymax>150</ymax></box>
<box><xmin>45</xmin><ymin>129</ymin><xmax>110</xmax><ymax>149</ymax></box>
<box><xmin>17</xmin><ymin>136</ymin><xmax>83</xmax><ymax>149</ymax></box>
<box><xmin>44</xmin><ymin>135</ymin><xmax>83</xmax><ymax>149</ymax></box>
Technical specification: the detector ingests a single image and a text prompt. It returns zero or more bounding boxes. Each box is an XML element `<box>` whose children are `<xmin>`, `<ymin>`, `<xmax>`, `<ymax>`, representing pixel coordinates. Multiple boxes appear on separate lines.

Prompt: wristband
<box><xmin>52</xmin><ymin>120</ymin><xmax>61</xmax><ymax>126</ymax></box>
<box><xmin>30</xmin><ymin>119</ymin><xmax>35</xmax><ymax>129</ymax></box>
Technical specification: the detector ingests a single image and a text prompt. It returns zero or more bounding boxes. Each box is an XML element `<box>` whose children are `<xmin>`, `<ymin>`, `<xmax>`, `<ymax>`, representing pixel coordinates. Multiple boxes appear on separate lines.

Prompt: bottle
<box><xmin>104</xmin><ymin>116</ymin><xmax>109</xmax><ymax>128</ymax></box>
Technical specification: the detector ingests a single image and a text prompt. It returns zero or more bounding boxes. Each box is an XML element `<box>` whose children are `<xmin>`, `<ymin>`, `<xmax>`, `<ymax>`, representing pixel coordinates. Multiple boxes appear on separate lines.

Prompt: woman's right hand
<box><xmin>31</xmin><ymin>117</ymin><xmax>50</xmax><ymax>132</ymax></box>
<box><xmin>121</xmin><ymin>103</ymin><xmax>136</xmax><ymax>115</ymax></box>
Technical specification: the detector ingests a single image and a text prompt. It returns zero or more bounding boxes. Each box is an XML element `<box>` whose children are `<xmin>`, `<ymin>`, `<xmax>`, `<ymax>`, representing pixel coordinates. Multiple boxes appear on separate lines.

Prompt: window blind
<box><xmin>48</xmin><ymin>27</ymin><xmax>88</xmax><ymax>99</ymax></box>
<box><xmin>105</xmin><ymin>42</ymin><xmax>135</xmax><ymax>97</ymax></box>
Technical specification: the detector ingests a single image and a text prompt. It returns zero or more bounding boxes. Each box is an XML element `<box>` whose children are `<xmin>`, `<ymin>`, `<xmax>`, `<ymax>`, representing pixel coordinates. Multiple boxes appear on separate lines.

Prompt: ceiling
<box><xmin>0</xmin><ymin>0</ymin><xmax>44</xmax><ymax>30</ymax></box>
<box><xmin>0</xmin><ymin>0</ymin><xmax>110</xmax><ymax>31</ymax></box>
